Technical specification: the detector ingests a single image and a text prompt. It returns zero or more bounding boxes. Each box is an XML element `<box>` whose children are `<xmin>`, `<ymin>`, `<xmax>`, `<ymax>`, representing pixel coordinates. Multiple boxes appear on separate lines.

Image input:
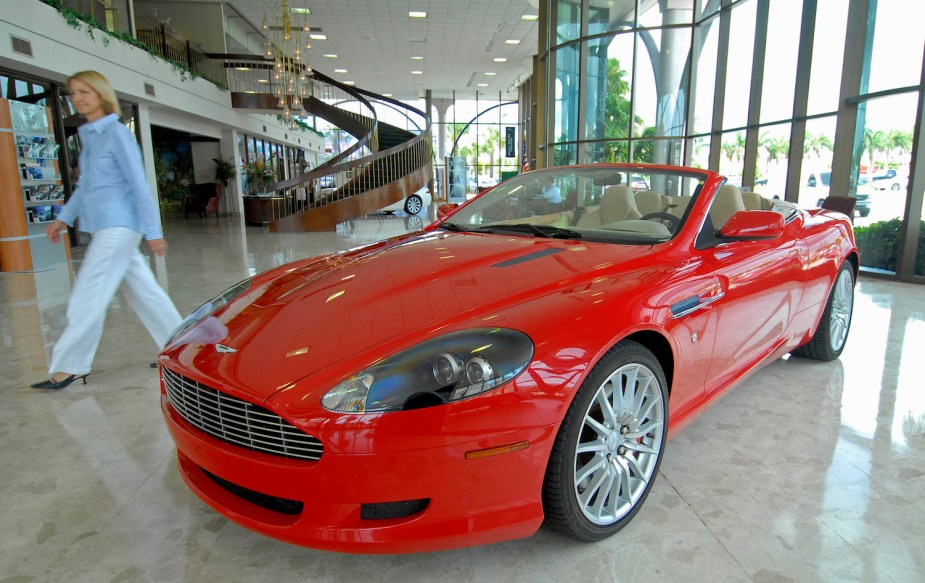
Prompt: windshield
<box><xmin>441</xmin><ymin>166</ymin><xmax>708</xmax><ymax>244</ymax></box>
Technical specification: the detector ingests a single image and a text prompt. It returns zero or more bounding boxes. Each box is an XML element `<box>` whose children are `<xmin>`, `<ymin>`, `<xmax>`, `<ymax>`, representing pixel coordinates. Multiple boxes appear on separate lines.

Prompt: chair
<box><xmin>634</xmin><ymin>190</ymin><xmax>665</xmax><ymax>216</ymax></box>
<box><xmin>741</xmin><ymin>190</ymin><xmax>772</xmax><ymax>211</ymax></box>
<box><xmin>600</xmin><ymin>184</ymin><xmax>642</xmax><ymax>224</ymax></box>
<box><xmin>709</xmin><ymin>184</ymin><xmax>746</xmax><ymax>229</ymax></box>
<box><xmin>203</xmin><ymin>183</ymin><xmax>222</xmax><ymax>218</ymax></box>
<box><xmin>820</xmin><ymin>195</ymin><xmax>856</xmax><ymax>222</ymax></box>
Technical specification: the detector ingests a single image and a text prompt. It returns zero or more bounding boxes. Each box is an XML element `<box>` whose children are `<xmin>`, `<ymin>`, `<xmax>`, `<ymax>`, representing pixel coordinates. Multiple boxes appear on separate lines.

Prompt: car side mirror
<box><xmin>437</xmin><ymin>203</ymin><xmax>459</xmax><ymax>219</ymax></box>
<box><xmin>719</xmin><ymin>210</ymin><xmax>785</xmax><ymax>240</ymax></box>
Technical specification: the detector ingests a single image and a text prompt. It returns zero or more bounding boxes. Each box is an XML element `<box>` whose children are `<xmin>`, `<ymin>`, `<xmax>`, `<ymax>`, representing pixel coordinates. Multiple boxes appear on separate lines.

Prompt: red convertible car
<box><xmin>158</xmin><ymin>164</ymin><xmax>857</xmax><ymax>554</ymax></box>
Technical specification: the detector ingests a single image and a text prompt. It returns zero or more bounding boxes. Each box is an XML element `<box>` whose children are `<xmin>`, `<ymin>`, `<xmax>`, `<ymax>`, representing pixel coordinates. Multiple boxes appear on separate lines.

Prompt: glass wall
<box><xmin>538</xmin><ymin>0</ymin><xmax>925</xmax><ymax>283</ymax></box>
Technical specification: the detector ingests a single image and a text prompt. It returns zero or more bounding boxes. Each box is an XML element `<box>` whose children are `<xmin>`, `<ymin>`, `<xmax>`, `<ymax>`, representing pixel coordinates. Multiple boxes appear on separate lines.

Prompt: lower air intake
<box><xmin>360</xmin><ymin>498</ymin><xmax>429</xmax><ymax>520</ymax></box>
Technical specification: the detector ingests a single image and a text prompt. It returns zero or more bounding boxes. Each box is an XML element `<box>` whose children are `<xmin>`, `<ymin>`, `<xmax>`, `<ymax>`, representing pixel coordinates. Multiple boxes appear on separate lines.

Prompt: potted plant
<box><xmin>212</xmin><ymin>157</ymin><xmax>236</xmax><ymax>186</ymax></box>
<box><xmin>244</xmin><ymin>157</ymin><xmax>277</xmax><ymax>195</ymax></box>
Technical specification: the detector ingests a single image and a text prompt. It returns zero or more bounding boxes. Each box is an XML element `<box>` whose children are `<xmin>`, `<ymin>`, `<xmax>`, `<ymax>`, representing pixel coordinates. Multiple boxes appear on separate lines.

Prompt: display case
<box><xmin>0</xmin><ymin>98</ymin><xmax>69</xmax><ymax>272</ymax></box>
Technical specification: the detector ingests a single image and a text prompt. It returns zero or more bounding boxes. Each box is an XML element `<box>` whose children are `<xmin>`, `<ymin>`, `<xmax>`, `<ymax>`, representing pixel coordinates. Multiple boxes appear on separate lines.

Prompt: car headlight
<box><xmin>164</xmin><ymin>278</ymin><xmax>252</xmax><ymax>346</ymax></box>
<box><xmin>321</xmin><ymin>328</ymin><xmax>533</xmax><ymax>413</ymax></box>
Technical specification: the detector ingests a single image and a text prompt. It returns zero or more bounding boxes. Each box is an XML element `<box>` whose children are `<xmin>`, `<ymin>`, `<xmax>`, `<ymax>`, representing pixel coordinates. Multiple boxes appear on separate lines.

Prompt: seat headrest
<box><xmin>710</xmin><ymin>184</ymin><xmax>746</xmax><ymax>229</ymax></box>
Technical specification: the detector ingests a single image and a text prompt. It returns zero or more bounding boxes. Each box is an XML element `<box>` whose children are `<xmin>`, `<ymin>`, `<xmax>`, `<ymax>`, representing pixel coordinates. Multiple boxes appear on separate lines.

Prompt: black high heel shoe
<box><xmin>30</xmin><ymin>374</ymin><xmax>89</xmax><ymax>390</ymax></box>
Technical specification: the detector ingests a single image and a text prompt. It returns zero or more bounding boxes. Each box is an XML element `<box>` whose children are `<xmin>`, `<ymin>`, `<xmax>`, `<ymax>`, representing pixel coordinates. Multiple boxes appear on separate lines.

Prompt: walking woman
<box><xmin>31</xmin><ymin>71</ymin><xmax>182</xmax><ymax>389</ymax></box>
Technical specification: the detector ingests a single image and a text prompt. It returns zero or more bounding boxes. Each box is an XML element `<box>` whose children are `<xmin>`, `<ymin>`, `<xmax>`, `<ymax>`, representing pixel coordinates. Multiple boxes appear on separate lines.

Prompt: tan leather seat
<box><xmin>710</xmin><ymin>184</ymin><xmax>746</xmax><ymax>229</ymax></box>
<box><xmin>600</xmin><ymin>184</ymin><xmax>642</xmax><ymax>223</ymax></box>
<box><xmin>741</xmin><ymin>190</ymin><xmax>772</xmax><ymax>211</ymax></box>
<box><xmin>635</xmin><ymin>190</ymin><xmax>664</xmax><ymax>216</ymax></box>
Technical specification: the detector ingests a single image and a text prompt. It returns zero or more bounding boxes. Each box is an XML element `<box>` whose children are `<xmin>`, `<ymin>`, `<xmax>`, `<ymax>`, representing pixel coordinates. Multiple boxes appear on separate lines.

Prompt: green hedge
<box><xmin>854</xmin><ymin>218</ymin><xmax>925</xmax><ymax>274</ymax></box>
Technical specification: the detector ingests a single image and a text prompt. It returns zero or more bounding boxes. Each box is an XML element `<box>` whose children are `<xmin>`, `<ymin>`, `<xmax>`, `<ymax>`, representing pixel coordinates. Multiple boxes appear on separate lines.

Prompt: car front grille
<box><xmin>163</xmin><ymin>367</ymin><xmax>323</xmax><ymax>461</ymax></box>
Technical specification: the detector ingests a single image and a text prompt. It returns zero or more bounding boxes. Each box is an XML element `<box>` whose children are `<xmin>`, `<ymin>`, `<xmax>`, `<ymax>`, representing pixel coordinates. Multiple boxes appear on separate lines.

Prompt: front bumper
<box><xmin>161</xmin><ymin>392</ymin><xmax>554</xmax><ymax>553</ymax></box>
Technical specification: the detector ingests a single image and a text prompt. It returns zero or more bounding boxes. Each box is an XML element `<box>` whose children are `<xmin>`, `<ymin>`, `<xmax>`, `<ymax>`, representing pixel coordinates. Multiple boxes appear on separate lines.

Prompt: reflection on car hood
<box><xmin>169</xmin><ymin>232</ymin><xmax>654</xmax><ymax>402</ymax></box>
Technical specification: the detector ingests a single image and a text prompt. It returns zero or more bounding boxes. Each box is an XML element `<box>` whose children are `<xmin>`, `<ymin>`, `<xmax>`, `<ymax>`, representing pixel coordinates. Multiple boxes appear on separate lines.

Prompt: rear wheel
<box><xmin>793</xmin><ymin>263</ymin><xmax>854</xmax><ymax>361</ymax></box>
<box><xmin>542</xmin><ymin>341</ymin><xmax>668</xmax><ymax>541</ymax></box>
<box><xmin>404</xmin><ymin>194</ymin><xmax>424</xmax><ymax>215</ymax></box>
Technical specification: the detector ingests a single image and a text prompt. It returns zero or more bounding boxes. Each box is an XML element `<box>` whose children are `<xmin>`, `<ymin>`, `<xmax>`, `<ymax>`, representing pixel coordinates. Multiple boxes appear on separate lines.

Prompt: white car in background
<box><xmin>381</xmin><ymin>188</ymin><xmax>432</xmax><ymax>215</ymax></box>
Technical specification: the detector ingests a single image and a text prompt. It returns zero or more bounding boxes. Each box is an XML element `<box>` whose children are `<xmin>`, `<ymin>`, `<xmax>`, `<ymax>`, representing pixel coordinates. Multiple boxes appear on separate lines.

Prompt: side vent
<box><xmin>11</xmin><ymin>36</ymin><xmax>33</xmax><ymax>58</ymax></box>
<box><xmin>144</xmin><ymin>83</ymin><xmax>156</xmax><ymax>97</ymax></box>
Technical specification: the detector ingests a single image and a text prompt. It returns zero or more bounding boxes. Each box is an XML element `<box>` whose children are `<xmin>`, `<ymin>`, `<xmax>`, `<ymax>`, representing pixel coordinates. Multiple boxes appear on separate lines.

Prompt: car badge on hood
<box><xmin>214</xmin><ymin>343</ymin><xmax>238</xmax><ymax>354</ymax></box>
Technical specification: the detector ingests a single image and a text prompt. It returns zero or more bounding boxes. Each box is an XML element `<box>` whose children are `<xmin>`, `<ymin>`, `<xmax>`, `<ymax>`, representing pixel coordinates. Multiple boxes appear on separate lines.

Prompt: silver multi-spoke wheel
<box><xmin>793</xmin><ymin>262</ymin><xmax>854</xmax><ymax>361</ymax></box>
<box><xmin>828</xmin><ymin>267</ymin><xmax>854</xmax><ymax>353</ymax></box>
<box><xmin>543</xmin><ymin>341</ymin><xmax>668</xmax><ymax>541</ymax></box>
<box><xmin>574</xmin><ymin>362</ymin><xmax>665</xmax><ymax>525</ymax></box>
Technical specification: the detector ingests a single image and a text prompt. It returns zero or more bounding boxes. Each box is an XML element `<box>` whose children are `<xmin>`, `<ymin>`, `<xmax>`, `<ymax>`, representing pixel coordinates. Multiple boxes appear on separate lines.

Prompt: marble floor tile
<box><xmin>1</xmin><ymin>212</ymin><xmax>923</xmax><ymax>582</ymax></box>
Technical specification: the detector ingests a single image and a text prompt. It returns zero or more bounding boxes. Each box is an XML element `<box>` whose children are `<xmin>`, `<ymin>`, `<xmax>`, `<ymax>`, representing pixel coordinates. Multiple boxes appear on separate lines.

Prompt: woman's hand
<box><xmin>45</xmin><ymin>220</ymin><xmax>66</xmax><ymax>244</ymax></box>
<box><xmin>147</xmin><ymin>238</ymin><xmax>168</xmax><ymax>256</ymax></box>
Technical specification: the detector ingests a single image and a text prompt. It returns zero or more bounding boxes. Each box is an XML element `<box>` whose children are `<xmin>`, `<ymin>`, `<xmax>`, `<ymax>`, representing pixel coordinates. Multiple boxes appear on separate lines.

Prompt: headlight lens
<box><xmin>164</xmin><ymin>278</ymin><xmax>252</xmax><ymax>346</ymax></box>
<box><xmin>321</xmin><ymin>328</ymin><xmax>533</xmax><ymax>413</ymax></box>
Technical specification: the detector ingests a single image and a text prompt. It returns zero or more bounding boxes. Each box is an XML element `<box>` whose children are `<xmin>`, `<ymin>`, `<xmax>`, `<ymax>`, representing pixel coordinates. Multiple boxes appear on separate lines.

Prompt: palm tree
<box><xmin>759</xmin><ymin>133</ymin><xmax>789</xmax><ymax>173</ymax></box>
<box><xmin>863</xmin><ymin>128</ymin><xmax>888</xmax><ymax>173</ymax></box>
<box><xmin>804</xmin><ymin>132</ymin><xmax>833</xmax><ymax>159</ymax></box>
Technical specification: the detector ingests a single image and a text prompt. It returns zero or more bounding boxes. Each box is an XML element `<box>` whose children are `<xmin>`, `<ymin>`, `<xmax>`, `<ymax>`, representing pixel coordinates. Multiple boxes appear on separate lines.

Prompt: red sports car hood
<box><xmin>167</xmin><ymin>232</ymin><xmax>653</xmax><ymax>401</ymax></box>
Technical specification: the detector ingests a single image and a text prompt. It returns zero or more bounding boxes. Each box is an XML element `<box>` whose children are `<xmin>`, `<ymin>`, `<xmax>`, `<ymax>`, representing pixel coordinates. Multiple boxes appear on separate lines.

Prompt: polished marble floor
<box><xmin>1</xmin><ymin>212</ymin><xmax>923</xmax><ymax>582</ymax></box>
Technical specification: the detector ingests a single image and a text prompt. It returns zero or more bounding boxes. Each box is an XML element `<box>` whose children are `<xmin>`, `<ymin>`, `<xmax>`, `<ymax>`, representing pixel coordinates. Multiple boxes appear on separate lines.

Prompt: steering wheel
<box><xmin>640</xmin><ymin>212</ymin><xmax>681</xmax><ymax>231</ymax></box>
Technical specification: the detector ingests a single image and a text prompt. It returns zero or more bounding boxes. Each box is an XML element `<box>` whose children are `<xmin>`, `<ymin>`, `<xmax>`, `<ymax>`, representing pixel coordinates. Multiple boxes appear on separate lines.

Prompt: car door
<box><xmin>698</xmin><ymin>217</ymin><xmax>807</xmax><ymax>394</ymax></box>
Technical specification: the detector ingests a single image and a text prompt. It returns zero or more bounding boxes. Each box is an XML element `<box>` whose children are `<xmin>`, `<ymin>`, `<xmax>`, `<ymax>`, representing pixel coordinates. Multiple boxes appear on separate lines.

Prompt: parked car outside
<box><xmin>806</xmin><ymin>170</ymin><xmax>872</xmax><ymax>217</ymax></box>
<box><xmin>381</xmin><ymin>188</ymin><xmax>432</xmax><ymax>215</ymax></box>
<box><xmin>872</xmin><ymin>169</ymin><xmax>906</xmax><ymax>192</ymax></box>
<box><xmin>159</xmin><ymin>163</ymin><xmax>857</xmax><ymax>554</ymax></box>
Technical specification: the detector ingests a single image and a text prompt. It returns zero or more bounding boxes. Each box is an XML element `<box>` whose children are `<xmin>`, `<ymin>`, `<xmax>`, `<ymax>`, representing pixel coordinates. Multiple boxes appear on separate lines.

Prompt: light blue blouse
<box><xmin>56</xmin><ymin>113</ymin><xmax>163</xmax><ymax>240</ymax></box>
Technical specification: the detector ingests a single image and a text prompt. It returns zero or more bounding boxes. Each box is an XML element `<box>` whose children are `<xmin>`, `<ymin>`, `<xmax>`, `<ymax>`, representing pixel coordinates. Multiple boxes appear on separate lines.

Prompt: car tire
<box><xmin>792</xmin><ymin>262</ymin><xmax>854</xmax><ymax>361</ymax></box>
<box><xmin>404</xmin><ymin>195</ymin><xmax>424</xmax><ymax>215</ymax></box>
<box><xmin>542</xmin><ymin>340</ymin><xmax>668</xmax><ymax>541</ymax></box>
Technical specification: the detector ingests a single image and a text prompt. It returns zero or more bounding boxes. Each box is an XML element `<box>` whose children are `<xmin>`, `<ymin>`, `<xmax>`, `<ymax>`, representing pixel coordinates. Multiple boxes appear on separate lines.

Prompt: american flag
<box><xmin>521</xmin><ymin>131</ymin><xmax>529</xmax><ymax>173</ymax></box>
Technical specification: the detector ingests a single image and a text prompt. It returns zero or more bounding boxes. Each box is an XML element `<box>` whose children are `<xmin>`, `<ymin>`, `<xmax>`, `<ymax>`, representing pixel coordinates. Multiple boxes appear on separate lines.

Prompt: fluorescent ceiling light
<box><xmin>409</xmin><ymin>11</ymin><xmax>427</xmax><ymax>18</ymax></box>
<box><xmin>235</xmin><ymin>67</ymin><xmax>250</xmax><ymax>71</ymax></box>
<box><xmin>257</xmin><ymin>79</ymin><xmax>269</xmax><ymax>84</ymax></box>
<box><xmin>477</xmin><ymin>83</ymin><xmax>488</xmax><ymax>87</ymax></box>
<box><xmin>309</xmin><ymin>34</ymin><xmax>327</xmax><ymax>40</ymax></box>
<box><xmin>334</xmin><ymin>68</ymin><xmax>347</xmax><ymax>73</ymax></box>
<box><xmin>383</xmin><ymin>93</ymin><xmax>392</xmax><ymax>97</ymax></box>
<box><xmin>493</xmin><ymin>57</ymin><xmax>508</xmax><ymax>63</ymax></box>
<box><xmin>410</xmin><ymin>56</ymin><xmax>424</xmax><ymax>60</ymax></box>
<box><xmin>291</xmin><ymin>7</ymin><xmax>311</xmax><ymax>15</ymax></box>
<box><xmin>343</xmin><ymin>81</ymin><xmax>355</xmax><ymax>85</ymax></box>
<box><xmin>521</xmin><ymin>14</ymin><xmax>538</xmax><ymax>21</ymax></box>
<box><xmin>484</xmin><ymin>72</ymin><xmax>497</xmax><ymax>76</ymax></box>
<box><xmin>505</xmin><ymin>39</ymin><xmax>521</xmax><ymax>45</ymax></box>
<box><xmin>411</xmin><ymin>70</ymin><xmax>423</xmax><ymax>75</ymax></box>
<box><xmin>323</xmin><ymin>54</ymin><xmax>338</xmax><ymax>58</ymax></box>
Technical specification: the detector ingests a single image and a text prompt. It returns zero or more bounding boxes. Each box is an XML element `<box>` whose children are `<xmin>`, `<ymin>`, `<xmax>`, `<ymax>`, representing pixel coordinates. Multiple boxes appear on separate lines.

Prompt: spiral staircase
<box><xmin>225</xmin><ymin>60</ymin><xmax>433</xmax><ymax>231</ymax></box>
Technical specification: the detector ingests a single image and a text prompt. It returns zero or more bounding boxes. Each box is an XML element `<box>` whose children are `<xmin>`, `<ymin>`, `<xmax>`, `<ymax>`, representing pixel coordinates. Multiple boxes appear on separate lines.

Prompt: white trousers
<box><xmin>48</xmin><ymin>227</ymin><xmax>183</xmax><ymax>376</ymax></box>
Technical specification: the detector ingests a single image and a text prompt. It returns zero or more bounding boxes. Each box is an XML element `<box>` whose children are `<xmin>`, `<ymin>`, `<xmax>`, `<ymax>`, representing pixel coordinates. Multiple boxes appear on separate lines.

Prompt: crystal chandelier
<box><xmin>262</xmin><ymin>0</ymin><xmax>313</xmax><ymax>129</ymax></box>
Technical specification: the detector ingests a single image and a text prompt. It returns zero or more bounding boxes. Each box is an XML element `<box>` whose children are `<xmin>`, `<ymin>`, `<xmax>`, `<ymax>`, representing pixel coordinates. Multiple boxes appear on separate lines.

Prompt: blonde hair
<box><xmin>68</xmin><ymin>70</ymin><xmax>122</xmax><ymax>117</ymax></box>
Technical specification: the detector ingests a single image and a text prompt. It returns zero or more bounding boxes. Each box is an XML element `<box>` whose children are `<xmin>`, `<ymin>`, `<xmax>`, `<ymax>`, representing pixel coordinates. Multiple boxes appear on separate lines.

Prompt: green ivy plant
<box><xmin>38</xmin><ymin>0</ymin><xmax>227</xmax><ymax>90</ymax></box>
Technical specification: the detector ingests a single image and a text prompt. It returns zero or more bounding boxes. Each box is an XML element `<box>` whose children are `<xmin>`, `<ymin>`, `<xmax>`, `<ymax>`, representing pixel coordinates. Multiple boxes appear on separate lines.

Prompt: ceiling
<box><xmin>211</xmin><ymin>0</ymin><xmax>540</xmax><ymax>101</ymax></box>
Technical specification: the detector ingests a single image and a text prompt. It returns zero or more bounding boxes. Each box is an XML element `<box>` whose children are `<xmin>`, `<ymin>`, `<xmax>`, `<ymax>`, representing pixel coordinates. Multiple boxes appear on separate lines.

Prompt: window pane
<box><xmin>583</xmin><ymin>140</ymin><xmax>629</xmax><ymax>164</ymax></box>
<box><xmin>553</xmin><ymin>44</ymin><xmax>581</xmax><ymax>144</ymax></box>
<box><xmin>691</xmin><ymin>14</ymin><xmax>720</xmax><ymax>135</ymax></box>
<box><xmin>722</xmin><ymin>0</ymin><xmax>756</xmax><ymax>130</ymax></box>
<box><xmin>719</xmin><ymin>130</ymin><xmax>746</xmax><ymax>186</ymax></box>
<box><xmin>586</xmin><ymin>33</ymin><xmax>634</xmax><ymax>142</ymax></box>
<box><xmin>855</xmin><ymin>93</ymin><xmax>916</xmax><ymax>274</ymax></box>
<box><xmin>556</xmin><ymin>0</ymin><xmax>582</xmax><ymax>44</ymax></box>
<box><xmin>760</xmin><ymin>0</ymin><xmax>800</xmax><ymax>123</ymax></box>
<box><xmin>552</xmin><ymin>143</ymin><xmax>578</xmax><ymax>167</ymax></box>
<box><xmin>753</xmin><ymin>123</ymin><xmax>790</xmax><ymax>198</ymax></box>
<box><xmin>798</xmin><ymin>116</ymin><xmax>837</xmax><ymax>208</ymax></box>
<box><xmin>697</xmin><ymin>0</ymin><xmax>722</xmax><ymax>20</ymax></box>
<box><xmin>634</xmin><ymin>137</ymin><xmax>681</xmax><ymax>165</ymax></box>
<box><xmin>868</xmin><ymin>0</ymin><xmax>925</xmax><ymax>93</ymax></box>
<box><xmin>636</xmin><ymin>26</ymin><xmax>690</xmax><ymax>165</ymax></box>
<box><xmin>637</xmin><ymin>0</ymin><xmax>694</xmax><ymax>28</ymax></box>
<box><xmin>588</xmin><ymin>0</ymin><xmax>635</xmax><ymax>35</ymax></box>
<box><xmin>690</xmin><ymin>136</ymin><xmax>711</xmax><ymax>169</ymax></box>
<box><xmin>807</xmin><ymin>0</ymin><xmax>848</xmax><ymax>115</ymax></box>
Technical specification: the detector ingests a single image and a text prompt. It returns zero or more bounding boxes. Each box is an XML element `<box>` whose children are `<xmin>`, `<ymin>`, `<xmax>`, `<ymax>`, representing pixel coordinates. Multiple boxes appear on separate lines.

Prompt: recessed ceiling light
<box><xmin>291</xmin><ymin>7</ymin><xmax>311</xmax><ymax>15</ymax></box>
<box><xmin>334</xmin><ymin>68</ymin><xmax>347</xmax><ymax>73</ymax></box>
<box><xmin>477</xmin><ymin>83</ymin><xmax>488</xmax><ymax>87</ymax></box>
<box><xmin>411</xmin><ymin>70</ymin><xmax>423</xmax><ymax>75</ymax></box>
<box><xmin>485</xmin><ymin>72</ymin><xmax>497</xmax><ymax>76</ymax></box>
<box><xmin>410</xmin><ymin>56</ymin><xmax>424</xmax><ymax>60</ymax></box>
<box><xmin>409</xmin><ymin>11</ymin><xmax>427</xmax><ymax>18</ymax></box>
<box><xmin>493</xmin><ymin>57</ymin><xmax>508</xmax><ymax>63</ymax></box>
<box><xmin>505</xmin><ymin>39</ymin><xmax>521</xmax><ymax>45</ymax></box>
<box><xmin>323</xmin><ymin>54</ymin><xmax>338</xmax><ymax>58</ymax></box>
<box><xmin>309</xmin><ymin>33</ymin><xmax>327</xmax><ymax>40</ymax></box>
<box><xmin>521</xmin><ymin>14</ymin><xmax>538</xmax><ymax>21</ymax></box>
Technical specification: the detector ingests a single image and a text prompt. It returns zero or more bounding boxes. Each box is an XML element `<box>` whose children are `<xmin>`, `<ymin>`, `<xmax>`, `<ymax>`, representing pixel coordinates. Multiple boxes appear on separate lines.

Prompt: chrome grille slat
<box><xmin>163</xmin><ymin>368</ymin><xmax>323</xmax><ymax>461</ymax></box>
